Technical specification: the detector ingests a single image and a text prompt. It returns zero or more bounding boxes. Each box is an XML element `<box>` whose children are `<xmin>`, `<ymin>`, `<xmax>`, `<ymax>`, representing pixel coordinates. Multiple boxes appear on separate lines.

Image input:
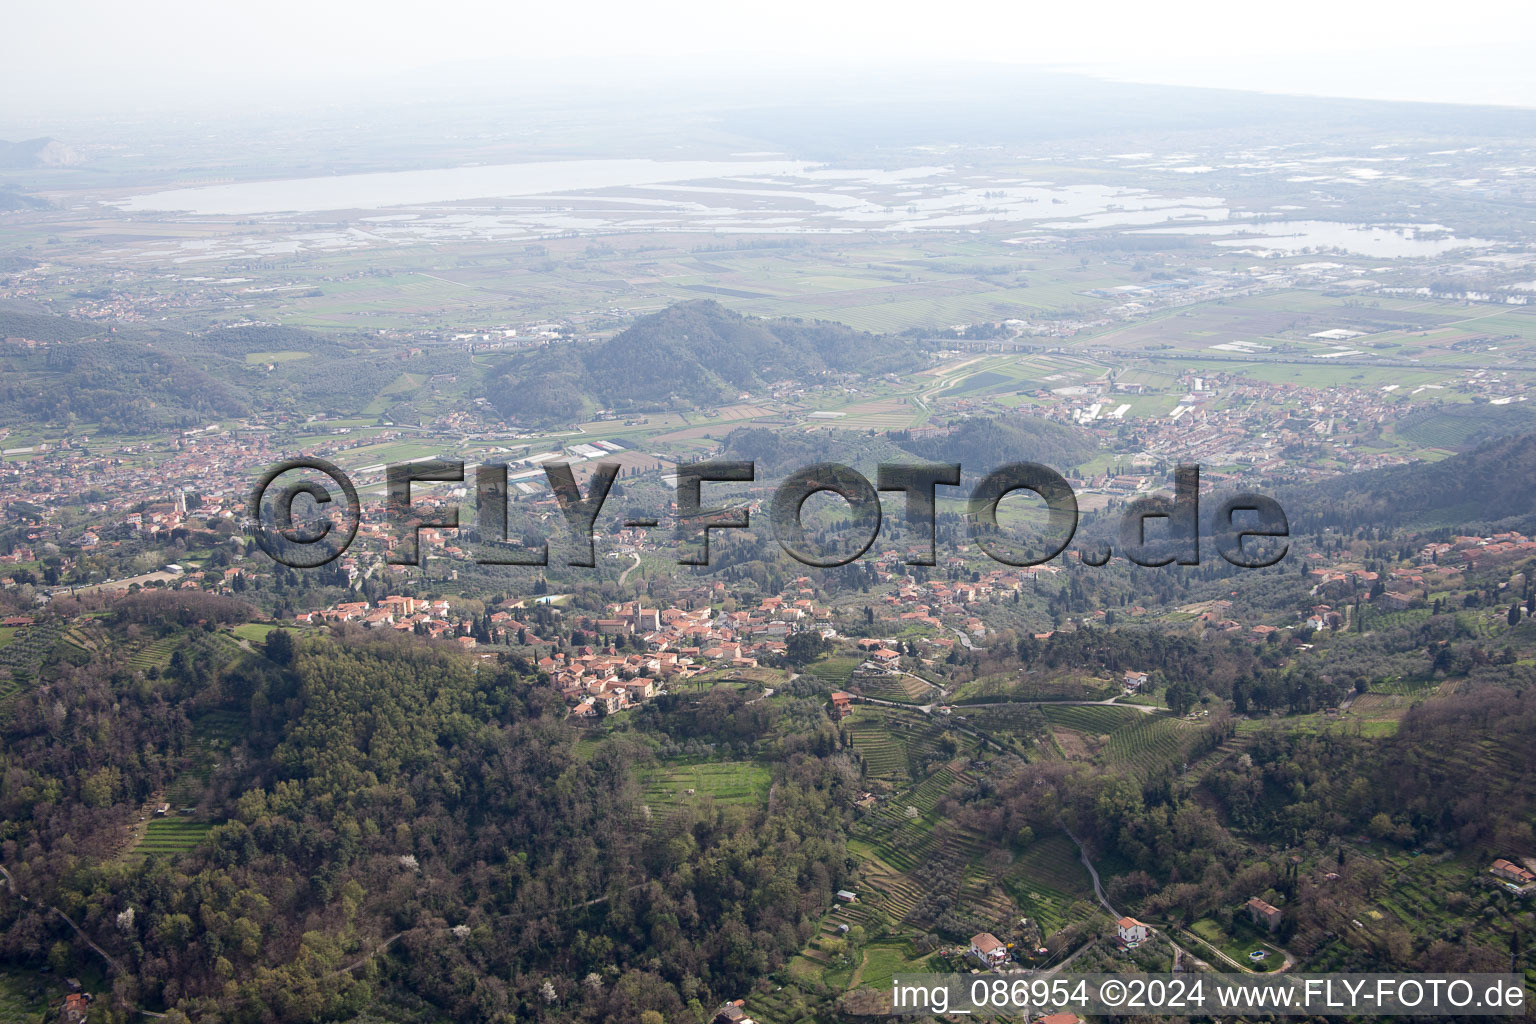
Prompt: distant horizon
<box><xmin>4</xmin><ymin>0</ymin><xmax>1535</xmax><ymax>129</ymax></box>
<box><xmin>3</xmin><ymin>57</ymin><xmax>1534</xmax><ymax>148</ymax></box>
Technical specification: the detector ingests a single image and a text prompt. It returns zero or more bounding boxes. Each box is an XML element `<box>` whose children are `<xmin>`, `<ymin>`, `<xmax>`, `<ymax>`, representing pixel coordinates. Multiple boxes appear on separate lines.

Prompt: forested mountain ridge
<box><xmin>1282</xmin><ymin>428</ymin><xmax>1536</xmax><ymax>534</ymax></box>
<box><xmin>0</xmin><ymin>338</ymin><xmax>250</xmax><ymax>432</ymax></box>
<box><xmin>0</xmin><ymin>310</ymin><xmax>436</xmax><ymax>429</ymax></box>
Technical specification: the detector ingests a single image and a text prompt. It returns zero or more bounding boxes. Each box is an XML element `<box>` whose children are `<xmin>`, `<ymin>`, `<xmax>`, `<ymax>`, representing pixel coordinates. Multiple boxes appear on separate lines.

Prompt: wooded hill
<box><xmin>487</xmin><ymin>300</ymin><xmax>924</xmax><ymax>424</ymax></box>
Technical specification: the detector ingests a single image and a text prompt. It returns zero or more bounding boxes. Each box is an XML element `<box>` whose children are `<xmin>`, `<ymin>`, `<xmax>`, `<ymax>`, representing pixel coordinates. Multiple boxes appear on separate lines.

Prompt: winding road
<box><xmin>1061</xmin><ymin>827</ymin><xmax>1216</xmax><ymax>972</ymax></box>
<box><xmin>1061</xmin><ymin>828</ymin><xmax>1295</xmax><ymax>974</ymax></box>
<box><xmin>618</xmin><ymin>552</ymin><xmax>642</xmax><ymax>587</ymax></box>
<box><xmin>0</xmin><ymin>861</ymin><xmax>167</xmax><ymax>1015</ymax></box>
<box><xmin>950</xmin><ymin>627</ymin><xmax>988</xmax><ymax>652</ymax></box>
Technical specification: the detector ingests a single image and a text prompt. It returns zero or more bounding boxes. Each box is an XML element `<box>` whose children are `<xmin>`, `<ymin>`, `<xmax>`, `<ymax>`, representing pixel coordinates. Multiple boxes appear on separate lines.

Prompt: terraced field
<box><xmin>192</xmin><ymin>709</ymin><xmax>246</xmax><ymax>746</ymax></box>
<box><xmin>803</xmin><ymin>654</ymin><xmax>861</xmax><ymax>687</ymax></box>
<box><xmin>851</xmin><ymin>671</ymin><xmax>931</xmax><ymax>704</ymax></box>
<box><xmin>845</xmin><ymin>708</ymin><xmax>973</xmax><ymax>782</ymax></box>
<box><xmin>59</xmin><ymin>624</ymin><xmax>95</xmax><ymax>654</ymax></box>
<box><xmin>1001</xmin><ymin>833</ymin><xmax>1096</xmax><ymax>935</ymax></box>
<box><xmin>857</xmin><ymin>857</ymin><xmax>915</xmax><ymax>917</ymax></box>
<box><xmin>1365</xmin><ymin>676</ymin><xmax>1443</xmax><ymax>698</ymax></box>
<box><xmin>744</xmin><ymin>980</ymin><xmax>819</xmax><ymax>1024</ymax></box>
<box><xmin>128</xmin><ymin>636</ymin><xmax>180</xmax><ymax>672</ymax></box>
<box><xmin>846</xmin><ymin>714</ymin><xmax>908</xmax><ymax>780</ymax></box>
<box><xmin>845</xmin><ymin>749</ymin><xmax>1029</xmax><ymax>940</ymax></box>
<box><xmin>1396</xmin><ymin>403</ymin><xmax>1536</xmax><ymax>449</ymax></box>
<box><xmin>854</xmin><ymin>940</ymin><xmax>934</xmax><ymax>989</ymax></box>
<box><xmin>955</xmin><ymin>671</ymin><xmax>1116</xmax><ymax>703</ymax></box>
<box><xmin>1041</xmin><ymin>704</ymin><xmax>1205</xmax><ymax>777</ymax></box>
<box><xmin>1040</xmin><ymin>703</ymin><xmax>1141</xmax><ymax>735</ymax></box>
<box><xmin>958</xmin><ymin>704</ymin><xmax>1048</xmax><ymax>746</ymax></box>
<box><xmin>1103</xmin><ymin>715</ymin><xmax>1205</xmax><ymax>777</ymax></box>
<box><xmin>0</xmin><ymin>618</ymin><xmax>67</xmax><ymax>715</ymax></box>
<box><xmin>130</xmin><ymin>818</ymin><xmax>213</xmax><ymax>862</ymax></box>
<box><xmin>854</xmin><ymin>762</ymin><xmax>977</xmax><ymax>883</ymax></box>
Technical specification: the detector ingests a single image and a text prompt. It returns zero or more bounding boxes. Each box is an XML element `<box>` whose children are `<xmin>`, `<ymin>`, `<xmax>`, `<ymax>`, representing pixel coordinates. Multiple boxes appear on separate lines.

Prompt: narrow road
<box><xmin>950</xmin><ymin>627</ymin><xmax>988</xmax><ymax>652</ymax></box>
<box><xmin>958</xmin><ymin>697</ymin><xmax>1165</xmax><ymax>714</ymax></box>
<box><xmin>2</xmin><ymin>861</ymin><xmax>169</xmax><ymax>1016</ymax></box>
<box><xmin>111</xmin><ymin>794</ymin><xmax>165</xmax><ymax>861</ymax></box>
<box><xmin>618</xmin><ymin>552</ymin><xmax>641</xmax><ymax>587</ymax></box>
<box><xmin>331</xmin><ymin>932</ymin><xmax>404</xmax><ymax>976</ymax></box>
<box><xmin>1176</xmin><ymin>926</ymin><xmax>1297</xmax><ymax>974</ymax></box>
<box><xmin>1064</xmin><ymin>825</ymin><xmax>1115</xmax><ymax>916</ymax></box>
<box><xmin>50</xmin><ymin>907</ymin><xmax>129</xmax><ymax>977</ymax></box>
<box><xmin>1060</xmin><ymin>827</ymin><xmax>1215</xmax><ymax>972</ymax></box>
<box><xmin>850</xmin><ymin>695</ymin><xmax>1165</xmax><ymax>716</ymax></box>
<box><xmin>1</xmin><ymin>862</ymin><xmax>128</xmax><ymax>976</ymax></box>
<box><xmin>1041</xmin><ymin>937</ymin><xmax>1095</xmax><ymax>976</ymax></box>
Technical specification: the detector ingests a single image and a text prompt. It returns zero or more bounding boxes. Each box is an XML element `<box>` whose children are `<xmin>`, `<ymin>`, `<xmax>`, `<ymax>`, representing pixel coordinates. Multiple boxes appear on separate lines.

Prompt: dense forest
<box><xmin>891</xmin><ymin>415</ymin><xmax>1099</xmax><ymax>474</ymax></box>
<box><xmin>0</xmin><ymin>599</ymin><xmax>859</xmax><ymax>1022</ymax></box>
<box><xmin>0</xmin><ymin>339</ymin><xmax>249</xmax><ymax>432</ymax></box>
<box><xmin>1282</xmin><ymin>429</ymin><xmax>1536</xmax><ymax>535</ymax></box>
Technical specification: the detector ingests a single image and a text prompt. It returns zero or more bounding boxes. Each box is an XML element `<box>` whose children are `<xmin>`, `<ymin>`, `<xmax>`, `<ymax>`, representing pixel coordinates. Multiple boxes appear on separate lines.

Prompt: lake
<box><xmin>114</xmin><ymin>158</ymin><xmax>813</xmax><ymax>215</ymax></box>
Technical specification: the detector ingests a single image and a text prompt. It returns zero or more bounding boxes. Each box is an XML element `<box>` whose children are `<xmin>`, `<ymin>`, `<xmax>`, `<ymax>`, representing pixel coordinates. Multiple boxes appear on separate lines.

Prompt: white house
<box><xmin>1117</xmin><ymin>917</ymin><xmax>1150</xmax><ymax>944</ymax></box>
<box><xmin>969</xmin><ymin>931</ymin><xmax>1008</xmax><ymax>965</ymax></box>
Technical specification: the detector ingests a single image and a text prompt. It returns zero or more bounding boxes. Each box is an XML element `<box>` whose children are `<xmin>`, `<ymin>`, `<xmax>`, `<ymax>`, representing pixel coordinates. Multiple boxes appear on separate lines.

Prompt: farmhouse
<box><xmin>711</xmin><ymin>1000</ymin><xmax>755</xmax><ymax>1024</ymax></box>
<box><xmin>1246</xmin><ymin>896</ymin><xmax>1284</xmax><ymax>932</ymax></box>
<box><xmin>969</xmin><ymin>931</ymin><xmax>1008</xmax><ymax>965</ymax></box>
<box><xmin>1490</xmin><ymin>859</ymin><xmax>1536</xmax><ymax>885</ymax></box>
<box><xmin>60</xmin><ymin>993</ymin><xmax>92</xmax><ymax>1024</ymax></box>
<box><xmin>829</xmin><ymin>691</ymin><xmax>854</xmax><ymax>718</ymax></box>
<box><xmin>1116</xmin><ymin>917</ymin><xmax>1150</xmax><ymax>944</ymax></box>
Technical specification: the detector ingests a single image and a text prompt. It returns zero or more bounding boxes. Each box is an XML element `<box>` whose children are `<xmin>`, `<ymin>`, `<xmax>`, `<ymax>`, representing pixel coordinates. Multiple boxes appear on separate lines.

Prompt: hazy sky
<box><xmin>6</xmin><ymin>0</ymin><xmax>1535</xmax><ymax>122</ymax></box>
